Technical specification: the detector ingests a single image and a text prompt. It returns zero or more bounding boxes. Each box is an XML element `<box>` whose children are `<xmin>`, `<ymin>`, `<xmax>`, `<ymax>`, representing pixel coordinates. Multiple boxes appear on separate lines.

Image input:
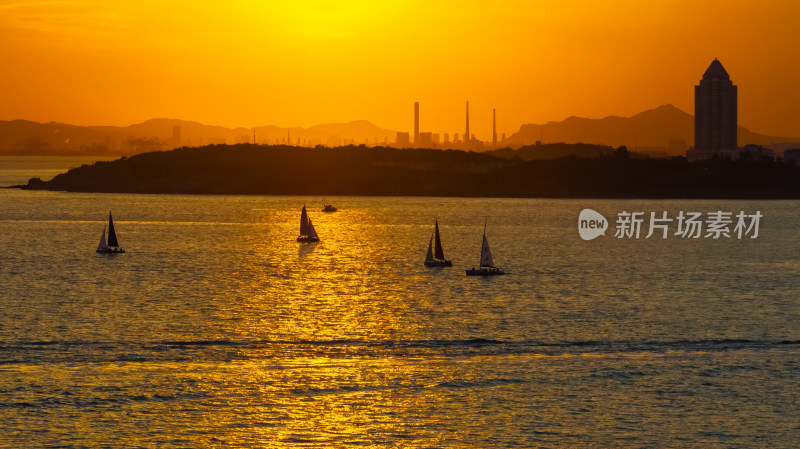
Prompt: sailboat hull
<box><xmin>424</xmin><ymin>259</ymin><xmax>452</xmax><ymax>267</ymax></box>
<box><xmin>466</xmin><ymin>267</ymin><xmax>504</xmax><ymax>276</ymax></box>
<box><xmin>96</xmin><ymin>248</ymin><xmax>125</xmax><ymax>254</ymax></box>
<box><xmin>296</xmin><ymin>236</ymin><xmax>319</xmax><ymax>242</ymax></box>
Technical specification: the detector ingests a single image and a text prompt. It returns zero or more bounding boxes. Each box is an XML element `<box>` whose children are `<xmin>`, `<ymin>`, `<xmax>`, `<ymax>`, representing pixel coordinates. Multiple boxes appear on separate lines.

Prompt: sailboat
<box><xmin>297</xmin><ymin>204</ymin><xmax>319</xmax><ymax>242</ymax></box>
<box><xmin>424</xmin><ymin>219</ymin><xmax>452</xmax><ymax>267</ymax></box>
<box><xmin>466</xmin><ymin>221</ymin><xmax>504</xmax><ymax>276</ymax></box>
<box><xmin>96</xmin><ymin>211</ymin><xmax>125</xmax><ymax>254</ymax></box>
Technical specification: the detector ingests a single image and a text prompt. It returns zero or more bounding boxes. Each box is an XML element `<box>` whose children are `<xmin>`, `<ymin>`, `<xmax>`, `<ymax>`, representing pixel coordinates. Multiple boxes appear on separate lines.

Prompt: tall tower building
<box><xmin>464</xmin><ymin>101</ymin><xmax>470</xmax><ymax>144</ymax></box>
<box><xmin>414</xmin><ymin>102</ymin><xmax>420</xmax><ymax>146</ymax></box>
<box><xmin>688</xmin><ymin>59</ymin><xmax>738</xmax><ymax>161</ymax></box>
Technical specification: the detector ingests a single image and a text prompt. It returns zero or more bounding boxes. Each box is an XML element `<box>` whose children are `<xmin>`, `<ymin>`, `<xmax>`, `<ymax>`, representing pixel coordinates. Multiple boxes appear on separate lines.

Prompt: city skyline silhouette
<box><xmin>1</xmin><ymin>1</ymin><xmax>798</xmax><ymax>139</ymax></box>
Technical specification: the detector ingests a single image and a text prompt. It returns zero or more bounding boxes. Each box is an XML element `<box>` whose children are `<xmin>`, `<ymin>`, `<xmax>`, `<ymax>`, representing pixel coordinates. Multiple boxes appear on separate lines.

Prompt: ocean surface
<box><xmin>1</xmin><ymin>156</ymin><xmax>799</xmax><ymax>447</ymax></box>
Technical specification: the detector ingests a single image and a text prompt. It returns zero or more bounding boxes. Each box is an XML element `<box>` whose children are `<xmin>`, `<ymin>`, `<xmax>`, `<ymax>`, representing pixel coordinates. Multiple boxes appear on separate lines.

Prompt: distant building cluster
<box><xmin>9</xmin><ymin>58</ymin><xmax>795</xmax><ymax>158</ymax></box>
<box><xmin>396</xmin><ymin>100</ymin><xmax>500</xmax><ymax>151</ymax></box>
<box><xmin>783</xmin><ymin>149</ymin><xmax>800</xmax><ymax>163</ymax></box>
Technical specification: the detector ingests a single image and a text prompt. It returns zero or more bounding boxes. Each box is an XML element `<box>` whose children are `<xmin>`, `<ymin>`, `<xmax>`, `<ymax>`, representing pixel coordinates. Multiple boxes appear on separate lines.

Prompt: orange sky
<box><xmin>1</xmin><ymin>0</ymin><xmax>799</xmax><ymax>140</ymax></box>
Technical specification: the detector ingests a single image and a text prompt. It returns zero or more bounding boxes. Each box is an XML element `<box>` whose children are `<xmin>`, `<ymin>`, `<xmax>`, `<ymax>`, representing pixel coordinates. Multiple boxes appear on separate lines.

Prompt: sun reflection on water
<box><xmin>3</xmin><ymin>193</ymin><xmax>800</xmax><ymax>446</ymax></box>
<box><xmin>227</xmin><ymin>203</ymin><xmax>435</xmax><ymax>343</ymax></box>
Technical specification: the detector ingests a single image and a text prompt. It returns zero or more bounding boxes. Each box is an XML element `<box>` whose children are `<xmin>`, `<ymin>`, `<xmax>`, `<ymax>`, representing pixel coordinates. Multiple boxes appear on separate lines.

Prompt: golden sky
<box><xmin>1</xmin><ymin>0</ymin><xmax>798</xmax><ymax>139</ymax></box>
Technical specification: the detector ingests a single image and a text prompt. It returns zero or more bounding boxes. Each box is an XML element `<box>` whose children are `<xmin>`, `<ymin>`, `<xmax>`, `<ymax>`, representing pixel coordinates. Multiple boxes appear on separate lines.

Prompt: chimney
<box><xmin>465</xmin><ymin>101</ymin><xmax>470</xmax><ymax>143</ymax></box>
<box><xmin>492</xmin><ymin>109</ymin><xmax>497</xmax><ymax>147</ymax></box>
<box><xmin>414</xmin><ymin>102</ymin><xmax>419</xmax><ymax>146</ymax></box>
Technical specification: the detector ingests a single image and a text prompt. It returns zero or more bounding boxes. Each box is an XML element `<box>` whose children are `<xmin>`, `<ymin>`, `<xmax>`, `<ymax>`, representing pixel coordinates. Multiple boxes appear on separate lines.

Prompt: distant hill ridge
<box><xmin>502</xmin><ymin>104</ymin><xmax>800</xmax><ymax>156</ymax></box>
<box><xmin>2</xmin><ymin>105</ymin><xmax>798</xmax><ymax>156</ymax></box>
<box><xmin>0</xmin><ymin>118</ymin><xmax>396</xmax><ymax>155</ymax></box>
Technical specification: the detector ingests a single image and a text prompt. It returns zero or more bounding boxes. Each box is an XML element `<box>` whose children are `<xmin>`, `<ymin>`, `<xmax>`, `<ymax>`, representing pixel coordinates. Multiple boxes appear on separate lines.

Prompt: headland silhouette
<box><xmin>18</xmin><ymin>143</ymin><xmax>800</xmax><ymax>198</ymax></box>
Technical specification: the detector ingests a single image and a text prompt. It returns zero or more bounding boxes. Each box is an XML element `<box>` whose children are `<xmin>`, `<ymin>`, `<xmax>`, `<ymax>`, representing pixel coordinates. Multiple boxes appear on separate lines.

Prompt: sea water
<box><xmin>1</xmin><ymin>157</ymin><xmax>799</xmax><ymax>447</ymax></box>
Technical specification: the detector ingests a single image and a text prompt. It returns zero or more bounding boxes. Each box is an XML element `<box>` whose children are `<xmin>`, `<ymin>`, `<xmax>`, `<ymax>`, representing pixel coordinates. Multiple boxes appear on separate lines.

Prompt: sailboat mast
<box><xmin>480</xmin><ymin>219</ymin><xmax>487</xmax><ymax>267</ymax></box>
<box><xmin>478</xmin><ymin>220</ymin><xmax>484</xmax><ymax>266</ymax></box>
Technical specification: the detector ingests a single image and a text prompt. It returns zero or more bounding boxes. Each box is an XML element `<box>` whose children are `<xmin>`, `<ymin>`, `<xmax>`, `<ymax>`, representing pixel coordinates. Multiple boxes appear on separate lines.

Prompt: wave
<box><xmin>2</xmin><ymin>337</ymin><xmax>798</xmax><ymax>356</ymax></box>
<box><xmin>0</xmin><ymin>391</ymin><xmax>210</xmax><ymax>410</ymax></box>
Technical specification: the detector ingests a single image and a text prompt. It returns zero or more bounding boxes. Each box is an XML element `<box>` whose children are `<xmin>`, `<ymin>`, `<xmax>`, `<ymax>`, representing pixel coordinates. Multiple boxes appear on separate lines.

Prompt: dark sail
<box><xmin>434</xmin><ymin>219</ymin><xmax>445</xmax><ymax>260</ymax></box>
<box><xmin>425</xmin><ymin>233</ymin><xmax>434</xmax><ymax>263</ymax></box>
<box><xmin>107</xmin><ymin>212</ymin><xmax>119</xmax><ymax>248</ymax></box>
<box><xmin>299</xmin><ymin>205</ymin><xmax>310</xmax><ymax>236</ymax></box>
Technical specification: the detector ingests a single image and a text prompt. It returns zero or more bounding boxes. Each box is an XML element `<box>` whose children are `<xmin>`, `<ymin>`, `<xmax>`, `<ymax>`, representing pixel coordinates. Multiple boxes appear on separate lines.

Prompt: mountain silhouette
<box><xmin>503</xmin><ymin>104</ymin><xmax>800</xmax><ymax>156</ymax></box>
<box><xmin>0</xmin><ymin>118</ymin><xmax>396</xmax><ymax>155</ymax></box>
<box><xmin>2</xmin><ymin>106</ymin><xmax>798</xmax><ymax>156</ymax></box>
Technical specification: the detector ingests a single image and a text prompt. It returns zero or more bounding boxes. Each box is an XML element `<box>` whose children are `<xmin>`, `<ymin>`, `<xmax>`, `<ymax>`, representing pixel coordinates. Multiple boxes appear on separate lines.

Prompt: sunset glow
<box><xmin>3</xmin><ymin>2</ymin><xmax>800</xmax><ymax>445</ymax></box>
<box><xmin>2</xmin><ymin>0</ymin><xmax>798</xmax><ymax>138</ymax></box>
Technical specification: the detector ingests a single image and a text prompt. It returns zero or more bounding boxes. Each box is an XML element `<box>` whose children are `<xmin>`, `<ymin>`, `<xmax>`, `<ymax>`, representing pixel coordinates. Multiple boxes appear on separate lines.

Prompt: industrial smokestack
<box><xmin>465</xmin><ymin>101</ymin><xmax>470</xmax><ymax>144</ymax></box>
<box><xmin>414</xmin><ymin>102</ymin><xmax>419</xmax><ymax>146</ymax></box>
<box><xmin>492</xmin><ymin>109</ymin><xmax>497</xmax><ymax>147</ymax></box>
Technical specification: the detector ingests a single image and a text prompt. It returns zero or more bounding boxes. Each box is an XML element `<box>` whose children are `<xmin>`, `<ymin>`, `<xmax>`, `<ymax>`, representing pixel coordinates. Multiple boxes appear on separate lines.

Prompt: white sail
<box><xmin>97</xmin><ymin>226</ymin><xmax>109</xmax><ymax>251</ymax></box>
<box><xmin>479</xmin><ymin>234</ymin><xmax>494</xmax><ymax>267</ymax></box>
<box><xmin>308</xmin><ymin>218</ymin><xmax>318</xmax><ymax>239</ymax></box>
<box><xmin>425</xmin><ymin>234</ymin><xmax>434</xmax><ymax>263</ymax></box>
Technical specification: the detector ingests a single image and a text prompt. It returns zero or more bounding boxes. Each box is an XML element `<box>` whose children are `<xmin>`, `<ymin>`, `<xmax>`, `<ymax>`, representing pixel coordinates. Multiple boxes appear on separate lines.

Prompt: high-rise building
<box><xmin>414</xmin><ymin>102</ymin><xmax>420</xmax><ymax>146</ymax></box>
<box><xmin>688</xmin><ymin>59</ymin><xmax>738</xmax><ymax>161</ymax></box>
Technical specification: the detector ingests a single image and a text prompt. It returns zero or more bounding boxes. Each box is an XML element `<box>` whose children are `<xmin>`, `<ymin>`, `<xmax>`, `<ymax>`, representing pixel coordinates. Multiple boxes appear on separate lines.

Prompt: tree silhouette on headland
<box><xmin>20</xmin><ymin>143</ymin><xmax>800</xmax><ymax>198</ymax></box>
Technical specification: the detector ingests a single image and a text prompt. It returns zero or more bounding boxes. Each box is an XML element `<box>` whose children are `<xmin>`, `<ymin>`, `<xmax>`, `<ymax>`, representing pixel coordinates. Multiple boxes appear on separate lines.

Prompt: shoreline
<box><xmin>15</xmin><ymin>144</ymin><xmax>800</xmax><ymax>199</ymax></box>
<box><xmin>8</xmin><ymin>184</ymin><xmax>800</xmax><ymax>201</ymax></box>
